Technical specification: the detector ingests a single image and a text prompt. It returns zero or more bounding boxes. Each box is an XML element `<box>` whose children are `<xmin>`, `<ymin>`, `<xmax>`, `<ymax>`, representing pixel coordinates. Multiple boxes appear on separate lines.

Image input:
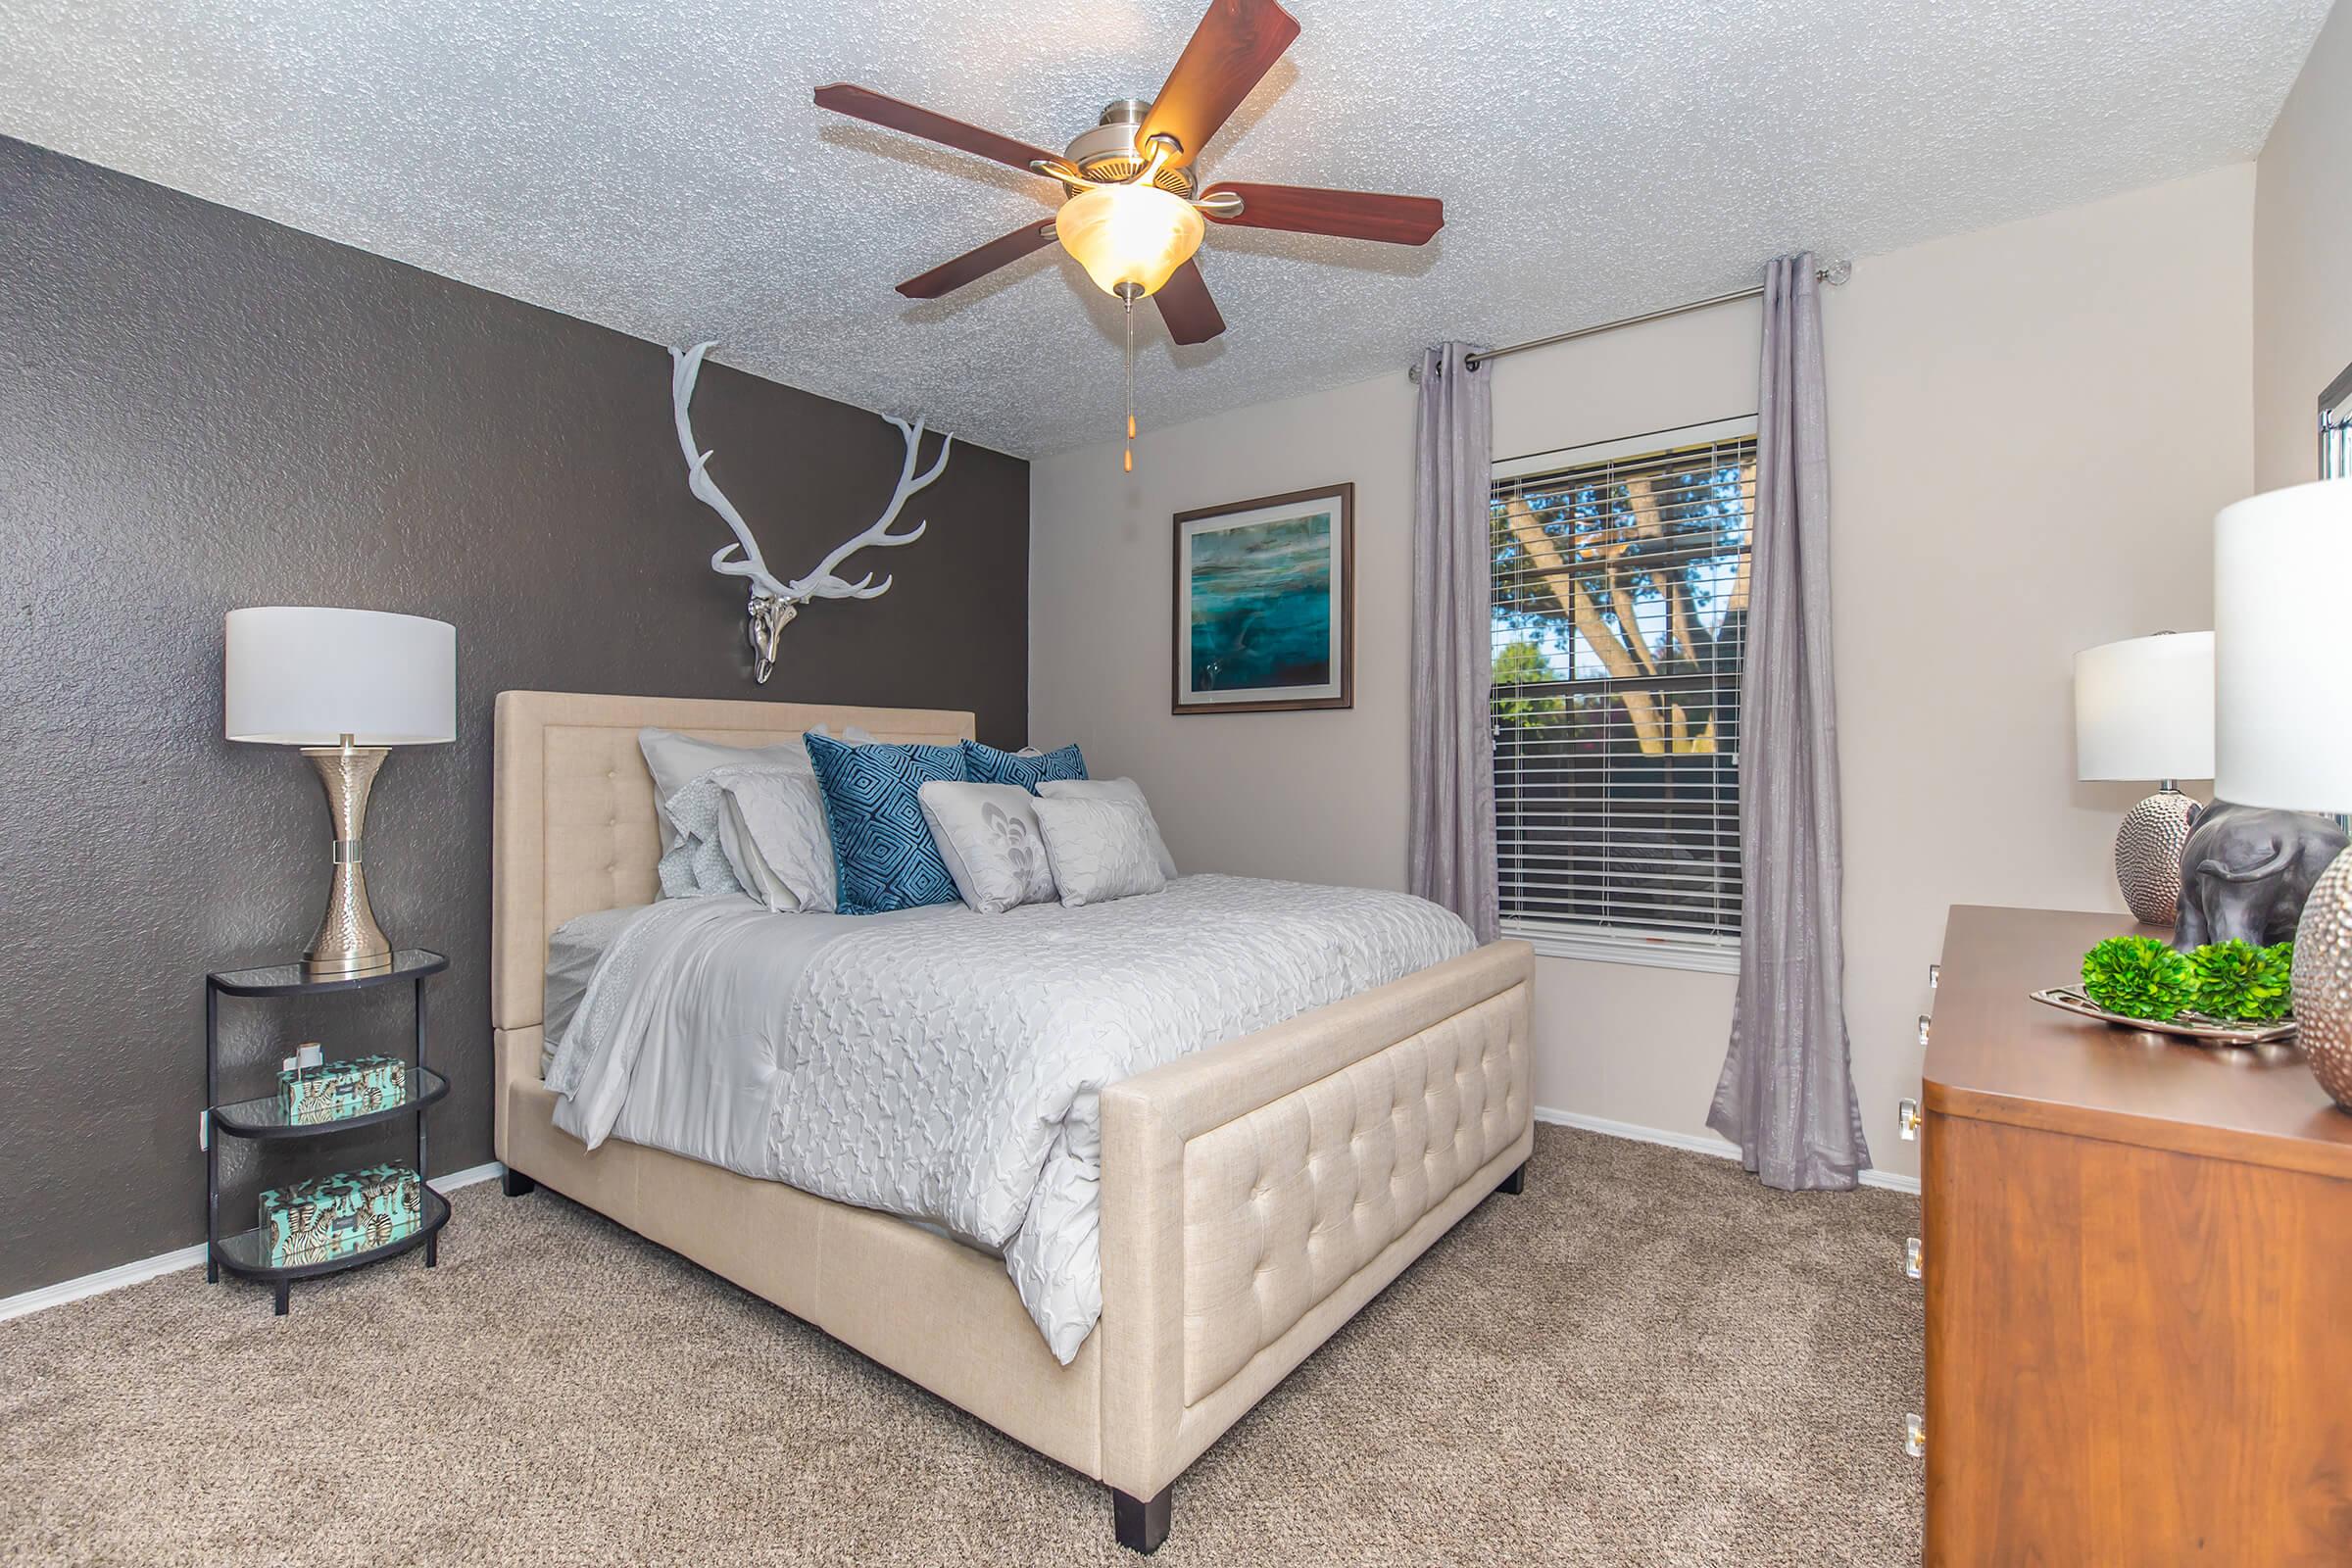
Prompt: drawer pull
<box><xmin>1905</xmin><ymin>1413</ymin><xmax>1927</xmax><ymax>1458</ymax></box>
<box><xmin>1928</xmin><ymin>962</ymin><xmax>1940</xmax><ymax>990</ymax></box>
<box><xmin>1917</xmin><ymin>1014</ymin><xmax>1933</xmax><ymax>1047</ymax></box>
<box><xmin>1898</xmin><ymin>1099</ymin><xmax>1922</xmax><ymax>1140</ymax></box>
<box><xmin>1904</xmin><ymin>1237</ymin><xmax>1923</xmax><ymax>1281</ymax></box>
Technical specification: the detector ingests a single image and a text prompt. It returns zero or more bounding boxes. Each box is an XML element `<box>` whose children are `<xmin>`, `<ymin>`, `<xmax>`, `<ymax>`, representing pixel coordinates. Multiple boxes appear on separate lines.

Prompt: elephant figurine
<box><xmin>2172</xmin><ymin>800</ymin><xmax>2348</xmax><ymax>952</ymax></box>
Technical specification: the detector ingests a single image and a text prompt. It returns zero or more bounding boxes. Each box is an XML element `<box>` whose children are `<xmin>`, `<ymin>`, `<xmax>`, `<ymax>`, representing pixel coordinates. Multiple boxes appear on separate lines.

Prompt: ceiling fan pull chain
<box><xmin>1124</xmin><ymin>292</ymin><xmax>1137</xmax><ymax>473</ymax></box>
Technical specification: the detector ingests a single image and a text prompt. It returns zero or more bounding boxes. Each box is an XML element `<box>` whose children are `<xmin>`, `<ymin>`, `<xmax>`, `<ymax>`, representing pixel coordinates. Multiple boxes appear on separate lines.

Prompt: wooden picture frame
<box><xmin>1171</xmin><ymin>483</ymin><xmax>1354</xmax><ymax>715</ymax></box>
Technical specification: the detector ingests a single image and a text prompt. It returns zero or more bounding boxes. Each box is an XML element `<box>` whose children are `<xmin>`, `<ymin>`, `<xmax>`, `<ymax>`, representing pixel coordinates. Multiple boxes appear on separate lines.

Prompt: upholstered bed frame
<box><xmin>490</xmin><ymin>690</ymin><xmax>1535</xmax><ymax>1551</ymax></box>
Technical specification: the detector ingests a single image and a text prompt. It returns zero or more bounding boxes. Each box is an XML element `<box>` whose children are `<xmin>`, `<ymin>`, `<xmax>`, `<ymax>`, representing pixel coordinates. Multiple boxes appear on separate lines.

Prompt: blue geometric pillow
<box><xmin>961</xmin><ymin>740</ymin><xmax>1087</xmax><ymax>795</ymax></box>
<box><xmin>804</xmin><ymin>732</ymin><xmax>967</xmax><ymax>915</ymax></box>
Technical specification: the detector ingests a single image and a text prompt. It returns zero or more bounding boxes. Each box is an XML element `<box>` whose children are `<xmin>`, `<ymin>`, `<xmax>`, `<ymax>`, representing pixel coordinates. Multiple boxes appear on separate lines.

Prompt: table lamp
<box><xmin>2214</xmin><ymin>478</ymin><xmax>2352</xmax><ymax>1110</ymax></box>
<box><xmin>2075</xmin><ymin>630</ymin><xmax>2214</xmax><ymax>924</ymax></box>
<box><xmin>225</xmin><ymin>608</ymin><xmax>457</xmax><ymax>977</ymax></box>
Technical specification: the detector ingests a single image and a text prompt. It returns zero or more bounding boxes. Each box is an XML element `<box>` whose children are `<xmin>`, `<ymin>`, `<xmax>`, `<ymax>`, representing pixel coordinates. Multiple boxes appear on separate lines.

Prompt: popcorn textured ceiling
<box><xmin>0</xmin><ymin>0</ymin><xmax>2329</xmax><ymax>457</ymax></box>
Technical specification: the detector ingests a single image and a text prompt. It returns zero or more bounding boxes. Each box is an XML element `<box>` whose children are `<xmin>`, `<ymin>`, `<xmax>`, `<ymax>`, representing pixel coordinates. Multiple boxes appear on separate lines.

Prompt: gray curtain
<box><xmin>1409</xmin><ymin>343</ymin><xmax>1498</xmax><ymax>942</ymax></box>
<box><xmin>1705</xmin><ymin>255</ymin><xmax>1871</xmax><ymax>1191</ymax></box>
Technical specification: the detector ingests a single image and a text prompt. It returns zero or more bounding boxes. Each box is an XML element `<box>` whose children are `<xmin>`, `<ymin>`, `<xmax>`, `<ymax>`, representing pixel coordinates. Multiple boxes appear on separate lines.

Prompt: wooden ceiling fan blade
<box><xmin>896</xmin><ymin>222</ymin><xmax>1058</xmax><ymax>299</ymax></box>
<box><xmin>1137</xmin><ymin>0</ymin><xmax>1300</xmax><ymax>167</ymax></box>
<box><xmin>1200</xmin><ymin>182</ymin><xmax>1444</xmax><ymax>245</ymax></box>
<box><xmin>814</xmin><ymin>83</ymin><xmax>1060</xmax><ymax>174</ymax></box>
<box><xmin>1154</xmin><ymin>261</ymin><xmax>1226</xmax><ymax>345</ymax></box>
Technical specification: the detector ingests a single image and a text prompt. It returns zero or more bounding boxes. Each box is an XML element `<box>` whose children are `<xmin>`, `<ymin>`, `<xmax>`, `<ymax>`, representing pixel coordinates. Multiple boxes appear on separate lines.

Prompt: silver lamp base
<box><xmin>2292</xmin><ymin>845</ymin><xmax>2352</xmax><ymax>1113</ymax></box>
<box><xmin>2115</xmin><ymin>783</ymin><xmax>2199</xmax><ymax>927</ymax></box>
<box><xmin>301</xmin><ymin>737</ymin><xmax>394</xmax><ymax>978</ymax></box>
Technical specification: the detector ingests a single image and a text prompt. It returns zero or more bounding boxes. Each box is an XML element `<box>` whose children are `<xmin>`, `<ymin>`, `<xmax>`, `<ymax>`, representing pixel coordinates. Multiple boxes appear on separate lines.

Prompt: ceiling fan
<box><xmin>813</xmin><ymin>0</ymin><xmax>1444</xmax><ymax>466</ymax></box>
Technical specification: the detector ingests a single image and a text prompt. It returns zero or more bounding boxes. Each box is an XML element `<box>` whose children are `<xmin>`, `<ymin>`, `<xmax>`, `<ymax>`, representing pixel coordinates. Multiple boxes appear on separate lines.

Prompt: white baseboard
<box><xmin>1535</xmin><ymin>1105</ymin><xmax>1921</xmax><ymax>1195</ymax></box>
<box><xmin>0</xmin><ymin>1161</ymin><xmax>505</xmax><ymax>1324</ymax></box>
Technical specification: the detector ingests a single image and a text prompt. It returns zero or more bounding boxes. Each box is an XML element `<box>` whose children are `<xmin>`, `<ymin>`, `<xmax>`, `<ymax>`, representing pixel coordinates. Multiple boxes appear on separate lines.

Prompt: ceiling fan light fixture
<box><xmin>1055</xmin><ymin>183</ymin><xmax>1205</xmax><ymax>299</ymax></box>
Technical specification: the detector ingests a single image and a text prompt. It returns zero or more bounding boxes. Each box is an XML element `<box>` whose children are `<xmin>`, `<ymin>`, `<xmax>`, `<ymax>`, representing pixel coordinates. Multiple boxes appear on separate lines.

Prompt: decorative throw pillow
<box><xmin>804</xmin><ymin>731</ymin><xmax>967</xmax><ymax>914</ymax></box>
<box><xmin>1031</xmin><ymin>796</ymin><xmax>1168</xmax><ymax>907</ymax></box>
<box><xmin>1037</xmin><ymin>777</ymin><xmax>1176</xmax><ymax>880</ymax></box>
<box><xmin>638</xmin><ymin>727</ymin><xmax>813</xmax><ymax>852</ymax></box>
<box><xmin>961</xmin><ymin>739</ymin><xmax>1087</xmax><ymax>794</ymax></box>
<box><xmin>653</xmin><ymin>773</ymin><xmax>748</xmax><ymax>899</ymax></box>
<box><xmin>710</xmin><ymin>763</ymin><xmax>837</xmax><ymax>913</ymax></box>
<box><xmin>916</xmin><ymin>781</ymin><xmax>1058</xmax><ymax>913</ymax></box>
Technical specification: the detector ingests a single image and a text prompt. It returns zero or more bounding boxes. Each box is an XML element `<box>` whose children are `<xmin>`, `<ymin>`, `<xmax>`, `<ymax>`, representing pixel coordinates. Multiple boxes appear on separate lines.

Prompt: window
<box><xmin>2324</xmin><ymin>360</ymin><xmax>2351</xmax><ymax>480</ymax></box>
<box><xmin>1489</xmin><ymin>418</ymin><xmax>1757</xmax><ymax>971</ymax></box>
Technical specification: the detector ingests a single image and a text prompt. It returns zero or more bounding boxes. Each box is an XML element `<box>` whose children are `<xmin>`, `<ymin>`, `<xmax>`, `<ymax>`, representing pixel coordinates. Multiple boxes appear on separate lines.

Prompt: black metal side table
<box><xmin>204</xmin><ymin>950</ymin><xmax>452</xmax><ymax>1315</ymax></box>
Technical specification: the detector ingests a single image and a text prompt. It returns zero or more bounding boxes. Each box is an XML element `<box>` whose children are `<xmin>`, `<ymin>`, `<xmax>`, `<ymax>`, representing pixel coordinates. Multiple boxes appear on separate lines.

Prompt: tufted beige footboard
<box><xmin>1097</xmin><ymin>939</ymin><xmax>1535</xmax><ymax>1539</ymax></box>
<box><xmin>493</xmin><ymin>691</ymin><xmax>1536</xmax><ymax>1554</ymax></box>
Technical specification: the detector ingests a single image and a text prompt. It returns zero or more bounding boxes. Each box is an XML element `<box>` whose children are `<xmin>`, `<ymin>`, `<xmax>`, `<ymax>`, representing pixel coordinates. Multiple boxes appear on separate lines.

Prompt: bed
<box><xmin>490</xmin><ymin>690</ymin><xmax>1535</xmax><ymax>1551</ymax></box>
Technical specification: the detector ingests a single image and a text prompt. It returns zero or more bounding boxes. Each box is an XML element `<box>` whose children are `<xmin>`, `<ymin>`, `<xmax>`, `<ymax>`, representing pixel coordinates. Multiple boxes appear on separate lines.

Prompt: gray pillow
<box><xmin>917</xmin><ymin>781</ymin><xmax>1056</xmax><ymax>914</ymax></box>
<box><xmin>1032</xmin><ymin>795</ymin><xmax>1167</xmax><ymax>907</ymax></box>
<box><xmin>1037</xmin><ymin>777</ymin><xmax>1176</xmax><ymax>879</ymax></box>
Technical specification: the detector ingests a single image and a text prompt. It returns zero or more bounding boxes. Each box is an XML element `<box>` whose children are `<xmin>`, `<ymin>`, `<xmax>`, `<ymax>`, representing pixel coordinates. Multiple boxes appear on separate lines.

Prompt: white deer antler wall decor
<box><xmin>668</xmin><ymin>341</ymin><xmax>955</xmax><ymax>682</ymax></box>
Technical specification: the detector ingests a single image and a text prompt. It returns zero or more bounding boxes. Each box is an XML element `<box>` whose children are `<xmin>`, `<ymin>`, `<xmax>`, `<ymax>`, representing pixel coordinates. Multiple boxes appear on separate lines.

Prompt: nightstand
<box><xmin>203</xmin><ymin>950</ymin><xmax>451</xmax><ymax>1315</ymax></box>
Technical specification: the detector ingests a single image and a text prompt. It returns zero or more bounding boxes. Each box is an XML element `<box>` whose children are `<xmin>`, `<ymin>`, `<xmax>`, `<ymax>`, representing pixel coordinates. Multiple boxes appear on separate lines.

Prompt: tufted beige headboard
<box><xmin>490</xmin><ymin>690</ymin><xmax>974</xmax><ymax>1032</ymax></box>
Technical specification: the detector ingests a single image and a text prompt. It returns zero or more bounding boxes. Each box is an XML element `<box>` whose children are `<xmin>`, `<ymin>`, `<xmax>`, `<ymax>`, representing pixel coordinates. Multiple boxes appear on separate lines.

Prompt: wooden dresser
<box><xmin>1920</xmin><ymin>906</ymin><xmax>2352</xmax><ymax>1565</ymax></box>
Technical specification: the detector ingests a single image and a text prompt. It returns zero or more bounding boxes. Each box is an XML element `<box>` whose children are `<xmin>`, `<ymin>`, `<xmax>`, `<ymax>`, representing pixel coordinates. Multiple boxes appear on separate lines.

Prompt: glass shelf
<box><xmin>211</xmin><ymin>1065</ymin><xmax>448</xmax><ymax>1142</ymax></box>
<box><xmin>208</xmin><ymin>950</ymin><xmax>448</xmax><ymax>998</ymax></box>
<box><xmin>212</xmin><ymin>1186</ymin><xmax>450</xmax><ymax>1284</ymax></box>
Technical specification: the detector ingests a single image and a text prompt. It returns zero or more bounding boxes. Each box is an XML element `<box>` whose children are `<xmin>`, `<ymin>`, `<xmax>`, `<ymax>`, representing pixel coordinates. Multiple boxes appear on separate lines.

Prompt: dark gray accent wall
<box><xmin>0</xmin><ymin>136</ymin><xmax>1030</xmax><ymax>1298</ymax></box>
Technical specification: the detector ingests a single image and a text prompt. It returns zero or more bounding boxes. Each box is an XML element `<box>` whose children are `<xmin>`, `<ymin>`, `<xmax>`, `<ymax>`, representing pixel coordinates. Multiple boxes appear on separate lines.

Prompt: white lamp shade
<box><xmin>2074</xmin><ymin>631</ymin><xmax>2214</xmax><ymax>781</ymax></box>
<box><xmin>2215</xmin><ymin>479</ymin><xmax>2352</xmax><ymax>811</ymax></box>
<box><xmin>224</xmin><ymin>607</ymin><xmax>456</xmax><ymax>745</ymax></box>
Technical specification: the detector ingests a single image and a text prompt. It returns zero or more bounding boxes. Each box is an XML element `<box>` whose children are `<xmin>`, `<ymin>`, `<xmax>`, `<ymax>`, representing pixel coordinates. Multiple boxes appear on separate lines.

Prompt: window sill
<box><xmin>1501</xmin><ymin>919</ymin><xmax>1741</xmax><ymax>976</ymax></box>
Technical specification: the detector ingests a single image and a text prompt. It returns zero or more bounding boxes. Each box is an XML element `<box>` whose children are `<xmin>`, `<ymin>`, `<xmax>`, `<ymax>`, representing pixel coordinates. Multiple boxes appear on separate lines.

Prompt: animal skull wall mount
<box><xmin>668</xmin><ymin>341</ymin><xmax>955</xmax><ymax>682</ymax></box>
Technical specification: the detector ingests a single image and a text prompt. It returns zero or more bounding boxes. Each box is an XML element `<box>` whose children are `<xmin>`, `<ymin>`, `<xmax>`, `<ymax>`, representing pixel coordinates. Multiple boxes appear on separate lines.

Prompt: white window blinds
<box><xmin>1489</xmin><ymin>419</ymin><xmax>1757</xmax><ymax>966</ymax></box>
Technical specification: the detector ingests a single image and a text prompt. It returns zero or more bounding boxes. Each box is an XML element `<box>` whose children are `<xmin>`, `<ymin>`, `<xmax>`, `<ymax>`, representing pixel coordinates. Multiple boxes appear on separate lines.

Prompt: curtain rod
<box><xmin>1411</xmin><ymin>260</ymin><xmax>1852</xmax><ymax>380</ymax></box>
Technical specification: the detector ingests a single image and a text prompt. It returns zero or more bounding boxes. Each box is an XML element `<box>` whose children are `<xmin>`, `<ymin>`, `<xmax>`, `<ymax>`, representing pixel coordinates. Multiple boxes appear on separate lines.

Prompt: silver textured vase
<box><xmin>2115</xmin><ymin>786</ymin><xmax>2198</xmax><ymax>927</ymax></box>
<box><xmin>2291</xmin><ymin>846</ymin><xmax>2352</xmax><ymax>1112</ymax></box>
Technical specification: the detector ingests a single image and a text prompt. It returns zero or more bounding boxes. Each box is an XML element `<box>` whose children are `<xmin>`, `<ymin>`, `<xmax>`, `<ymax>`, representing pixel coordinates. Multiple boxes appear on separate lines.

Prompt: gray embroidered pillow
<box><xmin>916</xmin><ymin>781</ymin><xmax>1058</xmax><ymax>914</ymax></box>
<box><xmin>711</xmin><ymin>763</ymin><xmax>838</xmax><ymax>913</ymax></box>
<box><xmin>1037</xmin><ymin>777</ymin><xmax>1176</xmax><ymax>879</ymax></box>
<box><xmin>1031</xmin><ymin>795</ymin><xmax>1167</xmax><ymax>907</ymax></box>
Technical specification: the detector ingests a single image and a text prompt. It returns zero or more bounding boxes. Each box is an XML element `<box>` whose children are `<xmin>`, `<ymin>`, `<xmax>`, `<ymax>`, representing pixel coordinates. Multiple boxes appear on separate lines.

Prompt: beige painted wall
<box><xmin>2254</xmin><ymin>0</ymin><xmax>2352</xmax><ymax>488</ymax></box>
<box><xmin>1031</xmin><ymin>164</ymin><xmax>2255</xmax><ymax>1181</ymax></box>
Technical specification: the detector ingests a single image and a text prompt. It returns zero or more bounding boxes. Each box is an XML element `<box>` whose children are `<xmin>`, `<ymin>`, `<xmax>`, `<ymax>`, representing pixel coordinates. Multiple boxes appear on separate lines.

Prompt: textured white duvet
<box><xmin>545</xmin><ymin>873</ymin><xmax>1474</xmax><ymax>1362</ymax></box>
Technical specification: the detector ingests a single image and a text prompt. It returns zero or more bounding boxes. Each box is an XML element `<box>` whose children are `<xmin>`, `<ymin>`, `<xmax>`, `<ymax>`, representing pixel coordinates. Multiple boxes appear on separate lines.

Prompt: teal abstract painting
<box><xmin>1175</xmin><ymin>486</ymin><xmax>1352</xmax><ymax>712</ymax></box>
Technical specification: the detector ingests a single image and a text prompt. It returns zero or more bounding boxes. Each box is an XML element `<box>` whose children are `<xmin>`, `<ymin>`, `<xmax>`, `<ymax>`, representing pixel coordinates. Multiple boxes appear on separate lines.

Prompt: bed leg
<box><xmin>1495</xmin><ymin>1160</ymin><xmax>1527</xmax><ymax>1196</ymax></box>
<box><xmin>503</xmin><ymin>1167</ymin><xmax>537</xmax><ymax>1198</ymax></box>
<box><xmin>1112</xmin><ymin>1485</ymin><xmax>1171</xmax><ymax>1554</ymax></box>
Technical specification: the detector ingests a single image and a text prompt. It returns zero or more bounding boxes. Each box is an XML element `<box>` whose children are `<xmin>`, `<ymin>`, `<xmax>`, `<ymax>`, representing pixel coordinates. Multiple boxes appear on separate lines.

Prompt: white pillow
<box><xmin>1037</xmin><ymin>778</ymin><xmax>1176</xmax><ymax>879</ymax></box>
<box><xmin>917</xmin><ymin>781</ymin><xmax>1057</xmax><ymax>914</ymax></box>
<box><xmin>1031</xmin><ymin>796</ymin><xmax>1167</xmax><ymax>907</ymax></box>
<box><xmin>711</xmin><ymin>764</ymin><xmax>837</xmax><ymax>912</ymax></box>
<box><xmin>639</xmin><ymin>727</ymin><xmax>812</xmax><ymax>851</ymax></box>
<box><xmin>638</xmin><ymin>723</ymin><xmax>876</xmax><ymax>852</ymax></box>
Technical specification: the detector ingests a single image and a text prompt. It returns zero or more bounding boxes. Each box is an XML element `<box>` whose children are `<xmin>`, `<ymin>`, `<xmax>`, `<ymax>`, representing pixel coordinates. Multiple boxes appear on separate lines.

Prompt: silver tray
<box><xmin>2029</xmin><ymin>988</ymin><xmax>2299</xmax><ymax>1048</ymax></box>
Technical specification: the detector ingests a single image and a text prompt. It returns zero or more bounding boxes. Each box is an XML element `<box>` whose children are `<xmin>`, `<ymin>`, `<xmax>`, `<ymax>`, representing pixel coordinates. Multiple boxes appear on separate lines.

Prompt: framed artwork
<box><xmin>1172</xmin><ymin>483</ymin><xmax>1354</xmax><ymax>714</ymax></box>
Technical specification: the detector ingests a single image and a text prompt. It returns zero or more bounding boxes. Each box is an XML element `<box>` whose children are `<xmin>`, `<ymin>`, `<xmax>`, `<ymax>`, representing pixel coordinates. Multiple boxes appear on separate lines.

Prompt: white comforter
<box><xmin>545</xmin><ymin>873</ymin><xmax>1475</xmax><ymax>1362</ymax></box>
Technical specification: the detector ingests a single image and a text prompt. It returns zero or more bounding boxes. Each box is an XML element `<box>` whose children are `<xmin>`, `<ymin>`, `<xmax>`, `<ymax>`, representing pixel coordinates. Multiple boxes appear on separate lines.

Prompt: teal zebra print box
<box><xmin>278</xmin><ymin>1053</ymin><xmax>404</xmax><ymax>1123</ymax></box>
<box><xmin>259</xmin><ymin>1164</ymin><xmax>421</xmax><ymax>1267</ymax></box>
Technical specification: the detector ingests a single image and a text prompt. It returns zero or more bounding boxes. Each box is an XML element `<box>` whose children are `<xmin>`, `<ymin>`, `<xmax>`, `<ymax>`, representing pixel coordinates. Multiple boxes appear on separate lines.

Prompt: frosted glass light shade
<box><xmin>2215</xmin><ymin>480</ymin><xmax>2352</xmax><ymax>811</ymax></box>
<box><xmin>2074</xmin><ymin>632</ymin><xmax>2214</xmax><ymax>781</ymax></box>
<box><xmin>225</xmin><ymin>607</ymin><xmax>456</xmax><ymax>746</ymax></box>
<box><xmin>1054</xmin><ymin>184</ymin><xmax>1205</xmax><ymax>297</ymax></box>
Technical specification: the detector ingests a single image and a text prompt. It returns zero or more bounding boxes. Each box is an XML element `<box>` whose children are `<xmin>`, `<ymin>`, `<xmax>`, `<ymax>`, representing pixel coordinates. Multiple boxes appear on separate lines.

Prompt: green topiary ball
<box><xmin>2186</xmin><ymin>939</ymin><xmax>2294</xmax><ymax>1022</ymax></box>
<box><xmin>2082</xmin><ymin>936</ymin><xmax>2197</xmax><ymax>1021</ymax></box>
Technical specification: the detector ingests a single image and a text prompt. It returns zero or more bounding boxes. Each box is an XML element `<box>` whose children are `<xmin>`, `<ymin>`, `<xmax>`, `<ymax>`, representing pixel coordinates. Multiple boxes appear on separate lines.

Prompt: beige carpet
<box><xmin>0</xmin><ymin>1125</ymin><xmax>1923</xmax><ymax>1566</ymax></box>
